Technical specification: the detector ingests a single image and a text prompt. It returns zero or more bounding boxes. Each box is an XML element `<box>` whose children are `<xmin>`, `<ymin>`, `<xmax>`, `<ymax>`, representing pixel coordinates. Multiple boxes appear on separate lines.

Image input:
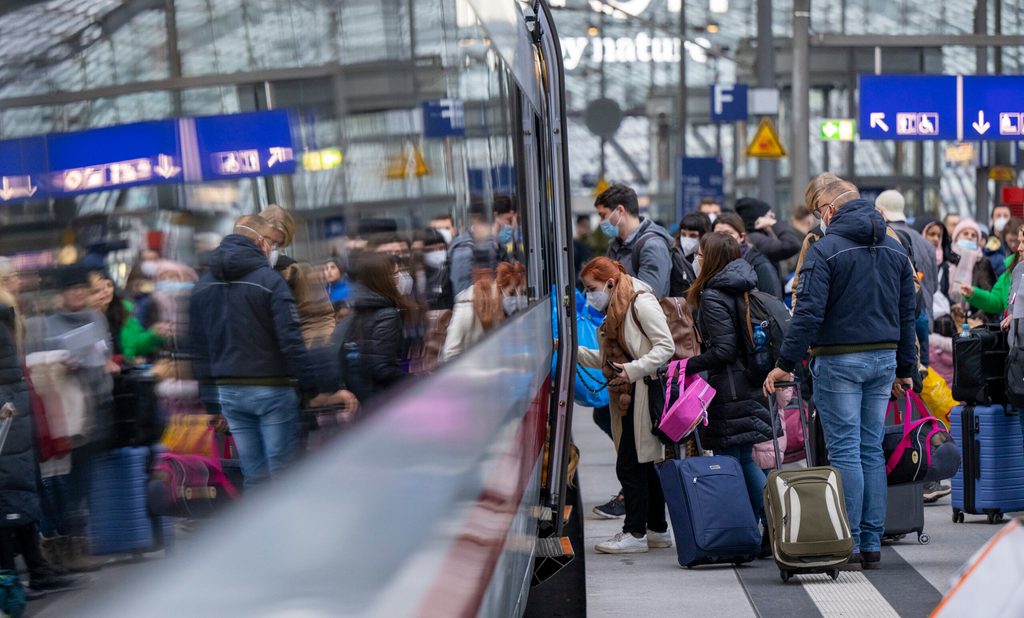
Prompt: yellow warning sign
<box><xmin>746</xmin><ymin>118</ymin><xmax>787</xmax><ymax>159</ymax></box>
<box><xmin>385</xmin><ymin>143</ymin><xmax>430</xmax><ymax>179</ymax></box>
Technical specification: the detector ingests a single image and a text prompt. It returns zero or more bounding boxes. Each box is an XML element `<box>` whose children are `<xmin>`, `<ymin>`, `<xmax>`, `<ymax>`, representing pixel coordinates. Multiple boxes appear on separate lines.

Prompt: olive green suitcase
<box><xmin>765</xmin><ymin>382</ymin><xmax>855</xmax><ymax>582</ymax></box>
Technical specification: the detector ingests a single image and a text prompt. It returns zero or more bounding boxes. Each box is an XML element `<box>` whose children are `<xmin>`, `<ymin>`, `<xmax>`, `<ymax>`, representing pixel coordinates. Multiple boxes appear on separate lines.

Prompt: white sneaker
<box><xmin>595</xmin><ymin>532</ymin><xmax>649</xmax><ymax>554</ymax></box>
<box><xmin>647</xmin><ymin>529</ymin><xmax>673</xmax><ymax>549</ymax></box>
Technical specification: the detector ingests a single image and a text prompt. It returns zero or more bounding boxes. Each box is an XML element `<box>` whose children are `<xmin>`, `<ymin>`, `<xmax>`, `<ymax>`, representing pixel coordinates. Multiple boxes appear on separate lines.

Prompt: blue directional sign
<box><xmin>710</xmin><ymin>84</ymin><xmax>748</xmax><ymax>123</ymax></box>
<box><xmin>47</xmin><ymin>119</ymin><xmax>182</xmax><ymax>197</ymax></box>
<box><xmin>859</xmin><ymin>75</ymin><xmax>958</xmax><ymax>141</ymax></box>
<box><xmin>0</xmin><ymin>137</ymin><xmax>47</xmax><ymax>202</ymax></box>
<box><xmin>193</xmin><ymin>110</ymin><xmax>296</xmax><ymax>181</ymax></box>
<box><xmin>422</xmin><ymin>99</ymin><xmax>465</xmax><ymax>138</ymax></box>
<box><xmin>962</xmin><ymin>75</ymin><xmax>1024</xmax><ymax>141</ymax></box>
<box><xmin>678</xmin><ymin>157</ymin><xmax>724</xmax><ymax>217</ymax></box>
<box><xmin>0</xmin><ymin>109</ymin><xmax>299</xmax><ymax>203</ymax></box>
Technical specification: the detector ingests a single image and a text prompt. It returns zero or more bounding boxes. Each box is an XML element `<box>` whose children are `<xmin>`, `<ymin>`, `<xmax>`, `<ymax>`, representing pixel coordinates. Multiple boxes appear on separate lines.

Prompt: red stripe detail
<box><xmin>416</xmin><ymin>376</ymin><xmax>551</xmax><ymax>618</ymax></box>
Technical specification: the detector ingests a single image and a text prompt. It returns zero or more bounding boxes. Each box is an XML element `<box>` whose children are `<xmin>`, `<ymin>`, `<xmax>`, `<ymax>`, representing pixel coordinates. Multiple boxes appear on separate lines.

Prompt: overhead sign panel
<box><xmin>858</xmin><ymin>75</ymin><xmax>958</xmax><ymax>141</ymax></box>
<box><xmin>677</xmin><ymin>157</ymin><xmax>724</xmax><ymax>216</ymax></box>
<box><xmin>0</xmin><ymin>110</ymin><xmax>298</xmax><ymax>203</ymax></box>
<box><xmin>193</xmin><ymin>110</ymin><xmax>296</xmax><ymax>181</ymax></box>
<box><xmin>421</xmin><ymin>99</ymin><xmax>465</xmax><ymax>138</ymax></box>
<box><xmin>962</xmin><ymin>75</ymin><xmax>1024</xmax><ymax>140</ymax></box>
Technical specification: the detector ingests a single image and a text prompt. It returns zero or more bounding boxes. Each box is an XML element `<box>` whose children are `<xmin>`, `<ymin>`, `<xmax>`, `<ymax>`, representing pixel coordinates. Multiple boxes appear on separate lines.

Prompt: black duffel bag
<box><xmin>952</xmin><ymin>324</ymin><xmax>1008</xmax><ymax>405</ymax></box>
<box><xmin>884</xmin><ymin>393</ymin><xmax>961</xmax><ymax>485</ymax></box>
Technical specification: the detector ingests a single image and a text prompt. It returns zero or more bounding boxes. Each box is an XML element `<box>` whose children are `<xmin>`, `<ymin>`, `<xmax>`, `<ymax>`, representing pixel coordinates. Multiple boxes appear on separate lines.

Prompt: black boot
<box><xmin>28</xmin><ymin>565</ymin><xmax>79</xmax><ymax>591</ymax></box>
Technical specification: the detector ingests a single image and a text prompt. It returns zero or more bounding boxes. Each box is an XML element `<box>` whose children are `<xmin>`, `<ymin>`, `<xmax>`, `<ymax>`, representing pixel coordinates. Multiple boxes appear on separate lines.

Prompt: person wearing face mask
<box><xmin>440</xmin><ymin>261</ymin><xmax>522</xmax><ymax>361</ymax></box>
<box><xmin>962</xmin><ymin>220</ymin><xmax>1024</xmax><ymax>319</ymax></box>
<box><xmin>260</xmin><ymin>206</ymin><xmax>337</xmax><ymax>347</ymax></box>
<box><xmin>420</xmin><ymin>229</ymin><xmax>454</xmax><ymax>310</ymax></box>
<box><xmin>331</xmin><ymin>252</ymin><xmax>410</xmax><ymax>404</ymax></box>
<box><xmin>596</xmin><ymin>184</ymin><xmax>674</xmax><ymax>300</ymax></box>
<box><xmin>764</xmin><ymin>173</ymin><xmax>919</xmax><ymax>572</ymax></box>
<box><xmin>698</xmin><ymin>197</ymin><xmax>722</xmax><ymax>224</ymax></box>
<box><xmin>985</xmin><ymin>205</ymin><xmax>1013</xmax><ymax>277</ymax></box>
<box><xmin>712</xmin><ymin>213</ymin><xmax>781</xmax><ymax>298</ymax></box>
<box><xmin>947</xmin><ymin>219</ymin><xmax>997</xmax><ymax>315</ymax></box>
<box><xmin>577</xmin><ymin>256</ymin><xmax>675</xmax><ymax>554</ymax></box>
<box><xmin>447</xmin><ymin>203</ymin><xmax>508</xmax><ymax>297</ymax></box>
<box><xmin>189</xmin><ymin>216</ymin><xmax>345</xmax><ymax>488</ymax></box>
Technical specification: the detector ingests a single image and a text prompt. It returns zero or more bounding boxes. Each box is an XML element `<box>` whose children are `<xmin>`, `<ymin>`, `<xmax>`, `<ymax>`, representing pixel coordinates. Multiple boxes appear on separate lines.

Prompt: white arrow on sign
<box><xmin>0</xmin><ymin>176</ymin><xmax>38</xmax><ymax>201</ymax></box>
<box><xmin>870</xmin><ymin>113</ymin><xmax>890</xmax><ymax>132</ymax></box>
<box><xmin>972</xmin><ymin>110</ymin><xmax>991</xmax><ymax>135</ymax></box>
<box><xmin>822</xmin><ymin>123</ymin><xmax>838</xmax><ymax>138</ymax></box>
<box><xmin>154</xmin><ymin>154</ymin><xmax>181</xmax><ymax>179</ymax></box>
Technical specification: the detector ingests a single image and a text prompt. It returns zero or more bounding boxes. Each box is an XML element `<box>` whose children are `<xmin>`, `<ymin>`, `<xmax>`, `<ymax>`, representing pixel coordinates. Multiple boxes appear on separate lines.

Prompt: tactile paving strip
<box><xmin>800</xmin><ymin>572</ymin><xmax>901</xmax><ymax>617</ymax></box>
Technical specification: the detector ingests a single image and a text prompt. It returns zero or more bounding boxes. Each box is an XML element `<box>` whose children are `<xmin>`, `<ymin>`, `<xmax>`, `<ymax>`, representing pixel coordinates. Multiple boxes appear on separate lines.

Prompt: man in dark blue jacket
<box><xmin>763</xmin><ymin>174</ymin><xmax>918</xmax><ymax>572</ymax></box>
<box><xmin>189</xmin><ymin>216</ymin><xmax>333</xmax><ymax>487</ymax></box>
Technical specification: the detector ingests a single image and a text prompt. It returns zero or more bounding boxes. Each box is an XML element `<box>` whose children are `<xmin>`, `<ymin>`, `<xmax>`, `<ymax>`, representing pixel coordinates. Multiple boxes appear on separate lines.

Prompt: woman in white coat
<box><xmin>578</xmin><ymin>256</ymin><xmax>675</xmax><ymax>554</ymax></box>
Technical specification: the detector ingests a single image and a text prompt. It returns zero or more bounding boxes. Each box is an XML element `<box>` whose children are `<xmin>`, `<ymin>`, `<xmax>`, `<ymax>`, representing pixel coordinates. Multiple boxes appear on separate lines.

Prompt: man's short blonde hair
<box><xmin>804</xmin><ymin>173</ymin><xmax>859</xmax><ymax>213</ymax></box>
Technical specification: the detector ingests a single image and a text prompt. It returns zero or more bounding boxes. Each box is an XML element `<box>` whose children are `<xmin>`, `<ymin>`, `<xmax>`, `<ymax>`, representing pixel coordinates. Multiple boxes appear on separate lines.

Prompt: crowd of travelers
<box><xmin>576</xmin><ymin>178</ymin><xmax>1020</xmax><ymax>571</ymax></box>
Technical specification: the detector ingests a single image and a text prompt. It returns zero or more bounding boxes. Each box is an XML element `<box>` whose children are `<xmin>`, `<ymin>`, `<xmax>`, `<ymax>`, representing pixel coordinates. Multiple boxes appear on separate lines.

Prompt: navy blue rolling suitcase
<box><xmin>950</xmin><ymin>404</ymin><xmax>1024</xmax><ymax>524</ymax></box>
<box><xmin>657</xmin><ymin>434</ymin><xmax>761</xmax><ymax>568</ymax></box>
<box><xmin>88</xmin><ymin>446</ymin><xmax>173</xmax><ymax>555</ymax></box>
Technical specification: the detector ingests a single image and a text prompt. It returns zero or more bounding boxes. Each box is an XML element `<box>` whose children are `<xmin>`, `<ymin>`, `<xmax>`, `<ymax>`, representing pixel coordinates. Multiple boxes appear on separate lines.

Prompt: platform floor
<box><xmin>575</xmin><ymin>406</ymin><xmax>1008</xmax><ymax>617</ymax></box>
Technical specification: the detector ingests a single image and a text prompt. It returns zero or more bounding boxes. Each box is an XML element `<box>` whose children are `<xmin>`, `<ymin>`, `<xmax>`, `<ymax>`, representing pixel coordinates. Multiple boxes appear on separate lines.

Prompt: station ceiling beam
<box><xmin>811</xmin><ymin>34</ymin><xmax>1024</xmax><ymax>48</ymax></box>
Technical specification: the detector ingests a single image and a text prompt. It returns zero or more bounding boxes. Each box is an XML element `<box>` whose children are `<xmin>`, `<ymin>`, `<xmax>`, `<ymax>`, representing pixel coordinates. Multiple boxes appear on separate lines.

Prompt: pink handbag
<box><xmin>657</xmin><ymin>359</ymin><xmax>715</xmax><ymax>443</ymax></box>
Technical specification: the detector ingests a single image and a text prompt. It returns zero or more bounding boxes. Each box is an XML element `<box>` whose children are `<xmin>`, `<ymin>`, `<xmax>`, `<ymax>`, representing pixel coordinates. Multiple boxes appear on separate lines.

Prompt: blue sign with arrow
<box><xmin>962</xmin><ymin>75</ymin><xmax>1024</xmax><ymax>141</ymax></box>
<box><xmin>858</xmin><ymin>75</ymin><xmax>958</xmax><ymax>141</ymax></box>
<box><xmin>0</xmin><ymin>137</ymin><xmax>47</xmax><ymax>202</ymax></box>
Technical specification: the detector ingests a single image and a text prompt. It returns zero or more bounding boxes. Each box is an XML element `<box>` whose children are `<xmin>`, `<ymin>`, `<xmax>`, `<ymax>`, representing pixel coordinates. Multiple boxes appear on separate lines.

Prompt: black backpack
<box><xmin>631</xmin><ymin>232</ymin><xmax>696</xmax><ymax>297</ymax></box>
<box><xmin>734</xmin><ymin>289</ymin><xmax>792</xmax><ymax>383</ymax></box>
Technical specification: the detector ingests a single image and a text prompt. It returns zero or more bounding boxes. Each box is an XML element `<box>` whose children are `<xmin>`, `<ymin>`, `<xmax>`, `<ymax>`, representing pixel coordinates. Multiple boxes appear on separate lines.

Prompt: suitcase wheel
<box><xmin>986</xmin><ymin>512</ymin><xmax>1005</xmax><ymax>525</ymax></box>
<box><xmin>828</xmin><ymin>569</ymin><xmax>840</xmax><ymax>581</ymax></box>
<box><xmin>779</xmin><ymin>570</ymin><xmax>791</xmax><ymax>583</ymax></box>
<box><xmin>918</xmin><ymin>533</ymin><xmax>929</xmax><ymax>545</ymax></box>
<box><xmin>952</xmin><ymin>509</ymin><xmax>964</xmax><ymax>524</ymax></box>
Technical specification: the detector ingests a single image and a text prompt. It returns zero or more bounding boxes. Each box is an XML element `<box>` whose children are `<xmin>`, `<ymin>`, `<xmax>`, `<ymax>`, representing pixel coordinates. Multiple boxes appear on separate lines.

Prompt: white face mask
<box><xmin>396</xmin><ymin>270</ymin><xmax>414</xmax><ymax>296</ymax></box>
<box><xmin>707</xmin><ymin>213</ymin><xmax>718</xmax><ymax>224</ymax></box>
<box><xmin>693</xmin><ymin>255</ymin><xmax>702</xmax><ymax>278</ymax></box>
<box><xmin>140</xmin><ymin>260</ymin><xmax>158</xmax><ymax>278</ymax></box>
<box><xmin>679</xmin><ymin>236</ymin><xmax>700</xmax><ymax>257</ymax></box>
<box><xmin>268</xmin><ymin>249</ymin><xmax>280</xmax><ymax>268</ymax></box>
<box><xmin>994</xmin><ymin>217</ymin><xmax>1010</xmax><ymax>233</ymax></box>
<box><xmin>423</xmin><ymin>250</ymin><xmax>446</xmax><ymax>270</ymax></box>
<box><xmin>586</xmin><ymin>289</ymin><xmax>610</xmax><ymax>313</ymax></box>
<box><xmin>437</xmin><ymin>229</ymin><xmax>453</xmax><ymax>244</ymax></box>
<box><xmin>502</xmin><ymin>295</ymin><xmax>527</xmax><ymax>316</ymax></box>
<box><xmin>819</xmin><ymin>218</ymin><xmax>828</xmax><ymax>234</ymax></box>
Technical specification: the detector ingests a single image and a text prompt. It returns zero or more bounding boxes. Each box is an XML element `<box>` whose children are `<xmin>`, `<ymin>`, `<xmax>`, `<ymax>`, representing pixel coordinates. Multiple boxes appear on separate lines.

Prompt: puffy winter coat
<box><xmin>743</xmin><ymin>245</ymin><xmax>782</xmax><ymax>298</ymax></box>
<box><xmin>0</xmin><ymin>304</ymin><xmax>40</xmax><ymax>526</ymax></box>
<box><xmin>685</xmin><ymin>259</ymin><xmax>776</xmax><ymax>451</ymax></box>
<box><xmin>335</xmin><ymin>284</ymin><xmax>405</xmax><ymax>402</ymax></box>
<box><xmin>188</xmin><ymin>235</ymin><xmax>329</xmax><ymax>394</ymax></box>
<box><xmin>778</xmin><ymin>199</ymin><xmax>918</xmax><ymax>379</ymax></box>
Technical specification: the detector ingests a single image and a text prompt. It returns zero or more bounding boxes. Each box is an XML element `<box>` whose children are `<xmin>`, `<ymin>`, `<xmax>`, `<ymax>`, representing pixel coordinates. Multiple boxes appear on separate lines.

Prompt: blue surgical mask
<box><xmin>819</xmin><ymin>218</ymin><xmax>827</xmax><ymax>234</ymax></box>
<box><xmin>956</xmin><ymin>239</ymin><xmax>978</xmax><ymax>252</ymax></box>
<box><xmin>156</xmin><ymin>280</ymin><xmax>193</xmax><ymax>293</ymax></box>
<box><xmin>498</xmin><ymin>224</ymin><xmax>514</xmax><ymax>245</ymax></box>
<box><xmin>600</xmin><ymin>211</ymin><xmax>620</xmax><ymax>238</ymax></box>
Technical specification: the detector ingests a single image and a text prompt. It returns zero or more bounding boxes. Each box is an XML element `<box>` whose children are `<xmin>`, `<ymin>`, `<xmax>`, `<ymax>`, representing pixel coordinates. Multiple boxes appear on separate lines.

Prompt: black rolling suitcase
<box><xmin>884</xmin><ymin>483</ymin><xmax>928</xmax><ymax>544</ymax></box>
<box><xmin>111</xmin><ymin>368</ymin><xmax>164</xmax><ymax>448</ymax></box>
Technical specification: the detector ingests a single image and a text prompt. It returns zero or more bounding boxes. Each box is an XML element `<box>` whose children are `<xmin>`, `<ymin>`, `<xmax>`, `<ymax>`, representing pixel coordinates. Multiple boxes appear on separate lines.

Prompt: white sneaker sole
<box><xmin>595</xmin><ymin>543</ymin><xmax>649</xmax><ymax>554</ymax></box>
<box><xmin>923</xmin><ymin>489</ymin><xmax>952</xmax><ymax>503</ymax></box>
<box><xmin>592</xmin><ymin>506</ymin><xmax>625</xmax><ymax>520</ymax></box>
<box><xmin>647</xmin><ymin>539</ymin><xmax>673</xmax><ymax>549</ymax></box>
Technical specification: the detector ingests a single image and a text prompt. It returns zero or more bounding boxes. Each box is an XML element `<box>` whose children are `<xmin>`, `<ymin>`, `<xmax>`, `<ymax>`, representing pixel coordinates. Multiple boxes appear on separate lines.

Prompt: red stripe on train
<box><xmin>416</xmin><ymin>375</ymin><xmax>551</xmax><ymax>618</ymax></box>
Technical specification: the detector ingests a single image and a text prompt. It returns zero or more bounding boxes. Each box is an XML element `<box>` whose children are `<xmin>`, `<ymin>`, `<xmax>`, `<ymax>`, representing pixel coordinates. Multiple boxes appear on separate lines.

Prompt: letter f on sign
<box><xmin>714</xmin><ymin>85</ymin><xmax>733</xmax><ymax>116</ymax></box>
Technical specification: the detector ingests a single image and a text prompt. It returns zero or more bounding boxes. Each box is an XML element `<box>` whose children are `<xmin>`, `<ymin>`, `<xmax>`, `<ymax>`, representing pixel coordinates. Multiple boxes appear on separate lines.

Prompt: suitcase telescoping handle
<box><xmin>768</xmin><ymin>380</ymin><xmax>807</xmax><ymax>471</ymax></box>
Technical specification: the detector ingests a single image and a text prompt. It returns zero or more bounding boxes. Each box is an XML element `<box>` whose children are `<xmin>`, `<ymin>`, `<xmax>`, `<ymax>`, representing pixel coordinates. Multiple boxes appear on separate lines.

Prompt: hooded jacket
<box><xmin>686</xmin><ymin>259</ymin><xmax>776</xmax><ymax>450</ymax></box>
<box><xmin>335</xmin><ymin>283</ymin><xmax>405</xmax><ymax>402</ymax></box>
<box><xmin>888</xmin><ymin>220</ymin><xmax>939</xmax><ymax>320</ymax></box>
<box><xmin>605</xmin><ymin>217</ymin><xmax>674</xmax><ymax>299</ymax></box>
<box><xmin>188</xmin><ymin>235</ymin><xmax>326</xmax><ymax>394</ymax></box>
<box><xmin>778</xmin><ymin>199</ymin><xmax>918</xmax><ymax>379</ymax></box>
<box><xmin>736</xmin><ymin>198</ymin><xmax>803</xmax><ymax>264</ymax></box>
<box><xmin>743</xmin><ymin>244</ymin><xmax>782</xmax><ymax>298</ymax></box>
<box><xmin>0</xmin><ymin>305</ymin><xmax>41</xmax><ymax>526</ymax></box>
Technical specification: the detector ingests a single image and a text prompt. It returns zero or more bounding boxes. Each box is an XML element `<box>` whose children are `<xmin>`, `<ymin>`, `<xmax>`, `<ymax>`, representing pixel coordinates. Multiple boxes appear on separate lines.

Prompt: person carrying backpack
<box><xmin>764</xmin><ymin>174</ymin><xmax>918</xmax><ymax>572</ymax></box>
<box><xmin>683</xmin><ymin>232</ymin><xmax>776</xmax><ymax>556</ymax></box>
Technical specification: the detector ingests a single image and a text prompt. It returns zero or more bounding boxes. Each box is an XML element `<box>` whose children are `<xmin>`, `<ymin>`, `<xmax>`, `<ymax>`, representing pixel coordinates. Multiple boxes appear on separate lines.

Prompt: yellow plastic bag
<box><xmin>920</xmin><ymin>367</ymin><xmax>957</xmax><ymax>428</ymax></box>
<box><xmin>160</xmin><ymin>414</ymin><xmax>216</xmax><ymax>456</ymax></box>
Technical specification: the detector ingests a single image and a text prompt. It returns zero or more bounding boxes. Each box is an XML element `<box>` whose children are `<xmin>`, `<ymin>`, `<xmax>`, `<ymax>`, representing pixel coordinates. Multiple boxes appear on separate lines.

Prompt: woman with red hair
<box><xmin>578</xmin><ymin>256</ymin><xmax>675</xmax><ymax>555</ymax></box>
<box><xmin>440</xmin><ymin>262</ymin><xmax>525</xmax><ymax>361</ymax></box>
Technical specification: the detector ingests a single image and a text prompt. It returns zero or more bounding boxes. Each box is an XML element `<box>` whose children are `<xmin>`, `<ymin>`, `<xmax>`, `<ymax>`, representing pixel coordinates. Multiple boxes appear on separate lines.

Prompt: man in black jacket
<box><xmin>735</xmin><ymin>197</ymin><xmax>802</xmax><ymax>291</ymax></box>
<box><xmin>764</xmin><ymin>174</ymin><xmax>918</xmax><ymax>572</ymax></box>
<box><xmin>189</xmin><ymin>216</ymin><xmax>335</xmax><ymax>487</ymax></box>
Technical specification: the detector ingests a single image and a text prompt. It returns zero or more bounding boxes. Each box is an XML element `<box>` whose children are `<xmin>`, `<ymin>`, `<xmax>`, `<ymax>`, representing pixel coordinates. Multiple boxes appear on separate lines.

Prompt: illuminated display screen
<box><xmin>0</xmin><ymin>110</ymin><xmax>297</xmax><ymax>203</ymax></box>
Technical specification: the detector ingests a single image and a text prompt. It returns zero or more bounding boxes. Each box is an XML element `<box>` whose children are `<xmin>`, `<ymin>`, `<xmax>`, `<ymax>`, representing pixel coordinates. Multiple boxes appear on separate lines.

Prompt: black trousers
<box><xmin>593</xmin><ymin>405</ymin><xmax>612</xmax><ymax>440</ymax></box>
<box><xmin>616</xmin><ymin>403</ymin><xmax>667</xmax><ymax>536</ymax></box>
<box><xmin>0</xmin><ymin>523</ymin><xmax>45</xmax><ymax>573</ymax></box>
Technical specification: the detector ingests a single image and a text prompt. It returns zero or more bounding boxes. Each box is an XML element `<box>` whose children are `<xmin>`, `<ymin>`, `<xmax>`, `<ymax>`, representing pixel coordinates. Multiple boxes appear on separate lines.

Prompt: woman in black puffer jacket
<box><xmin>334</xmin><ymin>252</ymin><xmax>409</xmax><ymax>404</ymax></box>
<box><xmin>684</xmin><ymin>232</ymin><xmax>776</xmax><ymax>530</ymax></box>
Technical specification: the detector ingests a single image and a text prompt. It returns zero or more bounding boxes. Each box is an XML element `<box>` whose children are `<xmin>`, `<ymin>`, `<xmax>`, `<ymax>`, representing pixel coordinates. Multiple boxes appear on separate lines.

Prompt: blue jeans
<box><xmin>218</xmin><ymin>386</ymin><xmax>300</xmax><ymax>488</ymax></box>
<box><xmin>810</xmin><ymin>350</ymin><xmax>896</xmax><ymax>553</ymax></box>
<box><xmin>716</xmin><ymin>445</ymin><xmax>767</xmax><ymax>525</ymax></box>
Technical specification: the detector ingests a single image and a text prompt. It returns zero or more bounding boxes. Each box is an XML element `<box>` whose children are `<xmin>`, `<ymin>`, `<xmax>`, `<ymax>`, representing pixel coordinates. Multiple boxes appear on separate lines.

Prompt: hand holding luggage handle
<box><xmin>768</xmin><ymin>381</ymin><xmax>810</xmax><ymax>470</ymax></box>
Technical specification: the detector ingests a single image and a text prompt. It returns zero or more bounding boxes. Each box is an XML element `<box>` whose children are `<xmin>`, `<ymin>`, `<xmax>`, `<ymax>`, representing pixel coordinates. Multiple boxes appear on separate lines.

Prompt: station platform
<box><xmin>574</xmin><ymin>406</ymin><xmax>1007</xmax><ymax>617</ymax></box>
